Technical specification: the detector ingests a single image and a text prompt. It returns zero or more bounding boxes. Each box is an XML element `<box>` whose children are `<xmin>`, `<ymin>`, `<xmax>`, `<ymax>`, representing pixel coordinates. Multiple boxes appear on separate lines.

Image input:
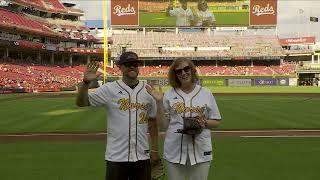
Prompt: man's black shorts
<box><xmin>105</xmin><ymin>159</ymin><xmax>151</xmax><ymax>180</ymax></box>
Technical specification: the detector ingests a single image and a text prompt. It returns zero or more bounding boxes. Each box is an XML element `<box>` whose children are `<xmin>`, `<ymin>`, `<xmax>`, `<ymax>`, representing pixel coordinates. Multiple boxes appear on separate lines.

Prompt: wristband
<box><xmin>83</xmin><ymin>79</ymin><xmax>90</xmax><ymax>84</ymax></box>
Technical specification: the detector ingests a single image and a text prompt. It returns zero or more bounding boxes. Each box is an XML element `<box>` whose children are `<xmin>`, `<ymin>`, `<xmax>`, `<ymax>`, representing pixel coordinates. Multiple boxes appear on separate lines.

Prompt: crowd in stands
<box><xmin>0</xmin><ymin>56</ymin><xmax>297</xmax><ymax>91</ymax></box>
<box><xmin>0</xmin><ymin>60</ymin><xmax>82</xmax><ymax>91</ymax></box>
<box><xmin>1</xmin><ymin>3</ymin><xmax>95</xmax><ymax>44</ymax></box>
<box><xmin>0</xmin><ymin>57</ymin><xmax>84</xmax><ymax>90</ymax></box>
<box><xmin>110</xmin><ymin>31</ymin><xmax>283</xmax><ymax>58</ymax></box>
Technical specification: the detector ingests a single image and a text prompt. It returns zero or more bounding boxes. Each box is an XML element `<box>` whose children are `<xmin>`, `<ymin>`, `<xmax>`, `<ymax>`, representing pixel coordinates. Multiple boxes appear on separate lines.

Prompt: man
<box><xmin>167</xmin><ymin>0</ymin><xmax>193</xmax><ymax>26</ymax></box>
<box><xmin>76</xmin><ymin>51</ymin><xmax>161</xmax><ymax>180</ymax></box>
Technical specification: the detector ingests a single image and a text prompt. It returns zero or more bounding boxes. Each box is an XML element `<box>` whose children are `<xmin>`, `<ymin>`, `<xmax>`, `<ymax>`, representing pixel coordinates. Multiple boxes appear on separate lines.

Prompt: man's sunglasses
<box><xmin>123</xmin><ymin>62</ymin><xmax>140</xmax><ymax>68</ymax></box>
<box><xmin>175</xmin><ymin>66</ymin><xmax>191</xmax><ymax>74</ymax></box>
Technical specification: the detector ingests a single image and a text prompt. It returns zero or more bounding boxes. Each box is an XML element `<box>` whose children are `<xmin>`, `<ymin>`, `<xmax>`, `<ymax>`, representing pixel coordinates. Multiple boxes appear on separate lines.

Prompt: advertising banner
<box><xmin>201</xmin><ymin>79</ymin><xmax>225</xmax><ymax>86</ymax></box>
<box><xmin>228</xmin><ymin>79</ymin><xmax>252</xmax><ymax>86</ymax></box>
<box><xmin>278</xmin><ymin>78</ymin><xmax>289</xmax><ymax>86</ymax></box>
<box><xmin>250</xmin><ymin>0</ymin><xmax>277</xmax><ymax>26</ymax></box>
<box><xmin>146</xmin><ymin>79</ymin><xmax>169</xmax><ymax>86</ymax></box>
<box><xmin>289</xmin><ymin>78</ymin><xmax>298</xmax><ymax>86</ymax></box>
<box><xmin>279</xmin><ymin>37</ymin><xmax>316</xmax><ymax>45</ymax></box>
<box><xmin>111</xmin><ymin>0</ymin><xmax>139</xmax><ymax>26</ymax></box>
<box><xmin>254</xmin><ymin>78</ymin><xmax>277</xmax><ymax>86</ymax></box>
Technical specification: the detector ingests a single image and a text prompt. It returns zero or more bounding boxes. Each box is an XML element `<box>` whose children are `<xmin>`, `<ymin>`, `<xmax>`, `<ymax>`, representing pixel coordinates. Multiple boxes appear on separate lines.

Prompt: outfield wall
<box><xmin>0</xmin><ymin>76</ymin><xmax>296</xmax><ymax>94</ymax></box>
<box><xmin>105</xmin><ymin>76</ymin><xmax>292</xmax><ymax>87</ymax></box>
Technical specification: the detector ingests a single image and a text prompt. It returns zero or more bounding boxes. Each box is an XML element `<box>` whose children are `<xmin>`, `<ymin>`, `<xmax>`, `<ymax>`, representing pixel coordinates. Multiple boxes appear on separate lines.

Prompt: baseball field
<box><xmin>1</xmin><ymin>86</ymin><xmax>320</xmax><ymax>180</ymax></box>
<box><xmin>139</xmin><ymin>12</ymin><xmax>249</xmax><ymax>27</ymax></box>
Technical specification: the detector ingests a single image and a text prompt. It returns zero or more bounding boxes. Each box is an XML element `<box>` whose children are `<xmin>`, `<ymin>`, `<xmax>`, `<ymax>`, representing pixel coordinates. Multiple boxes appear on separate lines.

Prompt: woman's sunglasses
<box><xmin>175</xmin><ymin>66</ymin><xmax>191</xmax><ymax>74</ymax></box>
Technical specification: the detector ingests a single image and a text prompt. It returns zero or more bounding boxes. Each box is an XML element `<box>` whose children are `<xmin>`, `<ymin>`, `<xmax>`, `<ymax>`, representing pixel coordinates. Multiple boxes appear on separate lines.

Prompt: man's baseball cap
<box><xmin>116</xmin><ymin>51</ymin><xmax>140</xmax><ymax>65</ymax></box>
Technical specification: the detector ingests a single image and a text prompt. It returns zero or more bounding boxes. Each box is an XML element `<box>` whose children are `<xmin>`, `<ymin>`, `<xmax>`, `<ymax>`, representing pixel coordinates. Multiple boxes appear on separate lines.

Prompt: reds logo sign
<box><xmin>113</xmin><ymin>4</ymin><xmax>136</xmax><ymax>17</ymax></box>
<box><xmin>111</xmin><ymin>0</ymin><xmax>138</xmax><ymax>26</ymax></box>
<box><xmin>252</xmin><ymin>3</ymin><xmax>275</xmax><ymax>16</ymax></box>
<box><xmin>250</xmin><ymin>0</ymin><xmax>277</xmax><ymax>25</ymax></box>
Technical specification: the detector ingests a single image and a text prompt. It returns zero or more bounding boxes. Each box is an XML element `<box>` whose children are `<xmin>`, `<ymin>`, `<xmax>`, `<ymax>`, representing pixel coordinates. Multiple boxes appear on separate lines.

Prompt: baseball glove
<box><xmin>176</xmin><ymin>117</ymin><xmax>205</xmax><ymax>135</ymax></box>
<box><xmin>151</xmin><ymin>159</ymin><xmax>165</xmax><ymax>180</ymax></box>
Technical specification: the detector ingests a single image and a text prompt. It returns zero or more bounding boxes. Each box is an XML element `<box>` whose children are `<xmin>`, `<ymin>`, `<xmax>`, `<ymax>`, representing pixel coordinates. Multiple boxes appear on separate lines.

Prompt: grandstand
<box><xmin>0</xmin><ymin>0</ymin><xmax>107</xmax><ymax>93</ymax></box>
<box><xmin>109</xmin><ymin>29</ymin><xmax>295</xmax><ymax>77</ymax></box>
<box><xmin>1</xmin><ymin>0</ymin><xmax>320</xmax><ymax>93</ymax></box>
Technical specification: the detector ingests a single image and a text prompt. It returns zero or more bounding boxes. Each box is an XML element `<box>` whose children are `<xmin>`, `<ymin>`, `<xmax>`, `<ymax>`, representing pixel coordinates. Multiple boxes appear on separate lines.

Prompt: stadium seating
<box><xmin>110</xmin><ymin>31</ymin><xmax>283</xmax><ymax>58</ymax></box>
<box><xmin>12</xmin><ymin>0</ymin><xmax>66</xmax><ymax>12</ymax></box>
<box><xmin>0</xmin><ymin>59</ymin><xmax>297</xmax><ymax>90</ymax></box>
<box><xmin>0</xmin><ymin>9</ymin><xmax>58</xmax><ymax>36</ymax></box>
<box><xmin>12</xmin><ymin>0</ymin><xmax>45</xmax><ymax>10</ymax></box>
<box><xmin>43</xmin><ymin>0</ymin><xmax>66</xmax><ymax>11</ymax></box>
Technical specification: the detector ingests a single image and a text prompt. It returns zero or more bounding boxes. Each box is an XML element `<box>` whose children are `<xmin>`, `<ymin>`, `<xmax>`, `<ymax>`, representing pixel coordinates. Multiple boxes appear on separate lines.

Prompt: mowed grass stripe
<box><xmin>17</xmin><ymin>99</ymin><xmax>71</xmax><ymax>132</ymax></box>
<box><xmin>212</xmin><ymin>138</ymin><xmax>320</xmax><ymax>180</ymax></box>
<box><xmin>56</xmin><ymin>107</ymin><xmax>105</xmax><ymax>132</ymax></box>
<box><xmin>218</xmin><ymin>99</ymin><xmax>270</xmax><ymax>129</ymax></box>
<box><xmin>0</xmin><ymin>98</ymin><xmax>106</xmax><ymax>133</ymax></box>
<box><xmin>216</xmin><ymin>96</ymin><xmax>320</xmax><ymax>129</ymax></box>
<box><xmin>0</xmin><ymin>98</ymin><xmax>72</xmax><ymax>132</ymax></box>
<box><xmin>139</xmin><ymin>12</ymin><xmax>249</xmax><ymax>26</ymax></box>
<box><xmin>1</xmin><ymin>138</ymin><xmax>320</xmax><ymax>180</ymax></box>
<box><xmin>0</xmin><ymin>141</ymin><xmax>105</xmax><ymax>180</ymax></box>
<box><xmin>1</xmin><ymin>95</ymin><xmax>320</xmax><ymax>133</ymax></box>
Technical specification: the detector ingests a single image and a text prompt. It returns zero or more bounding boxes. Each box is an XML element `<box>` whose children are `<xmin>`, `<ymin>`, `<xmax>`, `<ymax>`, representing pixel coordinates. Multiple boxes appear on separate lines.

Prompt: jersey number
<box><xmin>139</xmin><ymin>112</ymin><xmax>147</xmax><ymax>124</ymax></box>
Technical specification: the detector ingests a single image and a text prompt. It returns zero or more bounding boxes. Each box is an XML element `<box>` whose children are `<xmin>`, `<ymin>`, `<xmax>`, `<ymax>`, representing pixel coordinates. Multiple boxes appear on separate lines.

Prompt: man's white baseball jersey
<box><xmin>170</xmin><ymin>7</ymin><xmax>193</xmax><ymax>26</ymax></box>
<box><xmin>163</xmin><ymin>85</ymin><xmax>221</xmax><ymax>165</ymax></box>
<box><xmin>88</xmin><ymin>79</ymin><xmax>157</xmax><ymax>162</ymax></box>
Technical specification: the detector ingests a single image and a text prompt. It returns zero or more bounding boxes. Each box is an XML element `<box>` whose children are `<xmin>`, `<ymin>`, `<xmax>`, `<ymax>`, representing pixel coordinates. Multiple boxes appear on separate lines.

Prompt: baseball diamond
<box><xmin>2</xmin><ymin>0</ymin><xmax>320</xmax><ymax>179</ymax></box>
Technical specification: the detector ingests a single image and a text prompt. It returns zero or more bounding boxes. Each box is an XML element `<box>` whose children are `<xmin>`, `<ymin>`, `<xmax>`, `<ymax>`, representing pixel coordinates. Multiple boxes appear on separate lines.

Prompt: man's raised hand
<box><xmin>83</xmin><ymin>61</ymin><xmax>100</xmax><ymax>83</ymax></box>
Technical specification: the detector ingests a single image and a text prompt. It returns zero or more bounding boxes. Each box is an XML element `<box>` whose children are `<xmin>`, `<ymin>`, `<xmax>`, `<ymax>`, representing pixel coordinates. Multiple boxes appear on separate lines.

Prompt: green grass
<box><xmin>0</xmin><ymin>141</ymin><xmax>105</xmax><ymax>180</ymax></box>
<box><xmin>0</xmin><ymin>93</ymin><xmax>33</xmax><ymax>99</ymax></box>
<box><xmin>0</xmin><ymin>97</ymin><xmax>106</xmax><ymax>133</ymax></box>
<box><xmin>212</xmin><ymin>138</ymin><xmax>320</xmax><ymax>180</ymax></box>
<box><xmin>217</xmin><ymin>95</ymin><xmax>320</xmax><ymax>129</ymax></box>
<box><xmin>1</xmin><ymin>138</ymin><xmax>320</xmax><ymax>180</ymax></box>
<box><xmin>139</xmin><ymin>12</ymin><xmax>176</xmax><ymax>27</ymax></box>
<box><xmin>213</xmin><ymin>12</ymin><xmax>249</xmax><ymax>26</ymax></box>
<box><xmin>1</xmin><ymin>93</ymin><xmax>320</xmax><ymax>133</ymax></box>
<box><xmin>139</xmin><ymin>12</ymin><xmax>249</xmax><ymax>27</ymax></box>
<box><xmin>0</xmin><ymin>92</ymin><xmax>75</xmax><ymax>99</ymax></box>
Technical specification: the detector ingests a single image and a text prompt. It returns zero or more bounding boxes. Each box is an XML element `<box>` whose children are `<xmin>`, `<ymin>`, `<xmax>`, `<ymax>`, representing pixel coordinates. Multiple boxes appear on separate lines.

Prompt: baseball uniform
<box><xmin>88</xmin><ymin>79</ymin><xmax>157</xmax><ymax>162</ymax></box>
<box><xmin>170</xmin><ymin>7</ymin><xmax>193</xmax><ymax>26</ymax></box>
<box><xmin>163</xmin><ymin>85</ymin><xmax>221</xmax><ymax>165</ymax></box>
<box><xmin>195</xmin><ymin>10</ymin><xmax>215</xmax><ymax>26</ymax></box>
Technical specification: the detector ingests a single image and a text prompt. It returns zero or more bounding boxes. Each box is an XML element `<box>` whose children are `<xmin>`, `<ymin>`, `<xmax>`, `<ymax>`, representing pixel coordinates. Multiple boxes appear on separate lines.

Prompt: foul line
<box><xmin>241</xmin><ymin>135</ymin><xmax>320</xmax><ymax>138</ymax></box>
<box><xmin>1</xmin><ymin>129</ymin><xmax>320</xmax><ymax>138</ymax></box>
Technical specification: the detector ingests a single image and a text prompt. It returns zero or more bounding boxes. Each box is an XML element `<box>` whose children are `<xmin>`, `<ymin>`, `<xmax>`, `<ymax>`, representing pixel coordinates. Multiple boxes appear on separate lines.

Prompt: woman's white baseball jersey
<box><xmin>195</xmin><ymin>10</ymin><xmax>215</xmax><ymax>26</ymax></box>
<box><xmin>88</xmin><ymin>79</ymin><xmax>157</xmax><ymax>162</ymax></box>
<box><xmin>163</xmin><ymin>85</ymin><xmax>221</xmax><ymax>165</ymax></box>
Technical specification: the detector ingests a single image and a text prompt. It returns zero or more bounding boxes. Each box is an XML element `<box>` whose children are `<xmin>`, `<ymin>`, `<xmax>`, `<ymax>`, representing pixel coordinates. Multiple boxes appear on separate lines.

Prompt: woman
<box><xmin>147</xmin><ymin>57</ymin><xmax>222</xmax><ymax>180</ymax></box>
<box><xmin>194</xmin><ymin>0</ymin><xmax>215</xmax><ymax>27</ymax></box>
